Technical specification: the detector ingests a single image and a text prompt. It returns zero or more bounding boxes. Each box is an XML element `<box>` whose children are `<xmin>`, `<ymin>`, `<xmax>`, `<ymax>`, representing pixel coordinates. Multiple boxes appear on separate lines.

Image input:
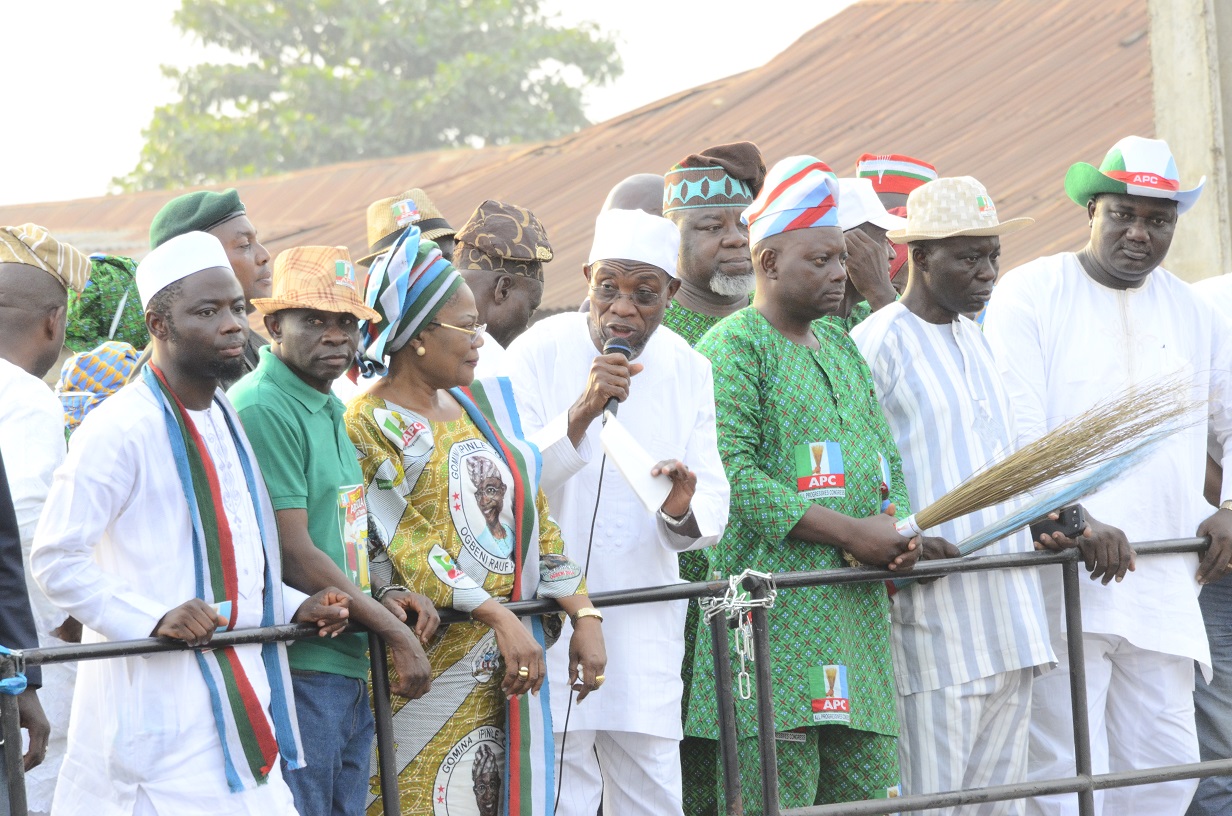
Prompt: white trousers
<box><xmin>1027</xmin><ymin>632</ymin><xmax>1198</xmax><ymax>816</ymax></box>
<box><xmin>553</xmin><ymin>729</ymin><xmax>683</xmax><ymax>816</ymax></box>
<box><xmin>897</xmin><ymin>668</ymin><xmax>1033</xmax><ymax>816</ymax></box>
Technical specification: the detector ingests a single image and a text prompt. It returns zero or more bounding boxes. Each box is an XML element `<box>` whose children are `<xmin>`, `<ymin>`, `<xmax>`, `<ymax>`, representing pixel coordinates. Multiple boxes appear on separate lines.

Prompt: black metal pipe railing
<box><xmin>0</xmin><ymin>538</ymin><xmax>1219</xmax><ymax>816</ymax></box>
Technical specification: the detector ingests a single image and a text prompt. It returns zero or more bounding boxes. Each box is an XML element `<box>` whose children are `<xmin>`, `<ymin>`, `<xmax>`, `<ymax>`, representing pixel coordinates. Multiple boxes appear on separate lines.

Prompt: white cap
<box><xmin>136</xmin><ymin>231</ymin><xmax>233</xmax><ymax>309</ymax></box>
<box><xmin>837</xmin><ymin>177</ymin><xmax>908</xmax><ymax>233</ymax></box>
<box><xmin>587</xmin><ymin>209</ymin><xmax>680</xmax><ymax>277</ymax></box>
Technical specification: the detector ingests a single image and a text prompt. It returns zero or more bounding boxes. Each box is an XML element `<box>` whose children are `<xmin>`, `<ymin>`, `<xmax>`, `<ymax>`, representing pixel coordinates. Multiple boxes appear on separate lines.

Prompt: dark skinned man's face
<box><xmin>584</xmin><ymin>259</ymin><xmax>679</xmax><ymax>358</ymax></box>
<box><xmin>267</xmin><ymin>308</ymin><xmax>361</xmax><ymax>393</ymax></box>
<box><xmin>915</xmin><ymin>235</ymin><xmax>1000</xmax><ymax>318</ymax></box>
<box><xmin>208</xmin><ymin>215</ymin><xmax>272</xmax><ymax>306</ymax></box>
<box><xmin>159</xmin><ymin>266</ymin><xmax>250</xmax><ymax>382</ymax></box>
<box><xmin>763</xmin><ymin>227</ymin><xmax>849</xmax><ymax>321</ymax></box>
<box><xmin>673</xmin><ymin>207</ymin><xmax>753</xmax><ymax>295</ymax></box>
<box><xmin>1085</xmin><ymin>193</ymin><xmax>1178</xmax><ymax>288</ymax></box>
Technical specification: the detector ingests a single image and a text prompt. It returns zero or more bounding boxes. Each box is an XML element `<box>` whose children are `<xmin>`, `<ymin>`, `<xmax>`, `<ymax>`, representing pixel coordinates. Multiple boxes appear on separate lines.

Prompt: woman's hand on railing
<box><xmin>473</xmin><ymin>599</ymin><xmax>546</xmax><ymax>700</ymax></box>
<box><xmin>567</xmin><ymin>617</ymin><xmax>607</xmax><ymax>703</ymax></box>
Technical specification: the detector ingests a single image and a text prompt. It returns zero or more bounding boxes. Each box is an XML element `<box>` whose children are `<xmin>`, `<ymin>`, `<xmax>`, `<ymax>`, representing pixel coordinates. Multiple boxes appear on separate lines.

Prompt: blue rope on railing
<box><xmin>0</xmin><ymin>645</ymin><xmax>26</xmax><ymax>695</ymax></box>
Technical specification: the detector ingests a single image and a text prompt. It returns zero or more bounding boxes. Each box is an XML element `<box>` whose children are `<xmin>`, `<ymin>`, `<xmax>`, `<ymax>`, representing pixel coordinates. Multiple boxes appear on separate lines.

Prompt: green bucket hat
<box><xmin>1064</xmin><ymin>136</ymin><xmax>1205</xmax><ymax>215</ymax></box>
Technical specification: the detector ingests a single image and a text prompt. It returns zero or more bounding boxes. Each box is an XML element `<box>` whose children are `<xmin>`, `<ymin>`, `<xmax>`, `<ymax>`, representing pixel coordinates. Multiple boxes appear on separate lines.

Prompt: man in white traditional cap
<box><xmin>501</xmin><ymin>208</ymin><xmax>730</xmax><ymax>816</ymax></box>
<box><xmin>31</xmin><ymin>231</ymin><xmax>352</xmax><ymax>816</ymax></box>
<box><xmin>829</xmin><ymin>177</ymin><xmax>907</xmax><ymax>332</ymax></box>
<box><xmin>851</xmin><ymin>177</ymin><xmax>1054</xmax><ymax>812</ymax></box>
<box><xmin>985</xmin><ymin>136</ymin><xmax>1232</xmax><ymax>816</ymax></box>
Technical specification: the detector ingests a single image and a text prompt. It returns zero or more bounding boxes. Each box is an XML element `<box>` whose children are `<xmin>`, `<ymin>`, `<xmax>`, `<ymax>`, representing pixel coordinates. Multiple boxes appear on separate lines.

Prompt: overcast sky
<box><xmin>0</xmin><ymin>0</ymin><xmax>854</xmax><ymax>206</ymax></box>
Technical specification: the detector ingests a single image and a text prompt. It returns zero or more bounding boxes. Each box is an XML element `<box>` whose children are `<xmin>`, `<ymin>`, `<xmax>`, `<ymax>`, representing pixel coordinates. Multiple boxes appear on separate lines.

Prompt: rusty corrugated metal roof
<box><xmin>0</xmin><ymin>0</ymin><xmax>1151</xmax><ymax>310</ymax></box>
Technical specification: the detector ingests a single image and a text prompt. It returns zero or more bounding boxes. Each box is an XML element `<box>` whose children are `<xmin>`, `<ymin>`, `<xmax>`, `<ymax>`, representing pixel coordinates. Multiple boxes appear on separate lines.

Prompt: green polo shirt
<box><xmin>229</xmin><ymin>346</ymin><xmax>368</xmax><ymax>680</ymax></box>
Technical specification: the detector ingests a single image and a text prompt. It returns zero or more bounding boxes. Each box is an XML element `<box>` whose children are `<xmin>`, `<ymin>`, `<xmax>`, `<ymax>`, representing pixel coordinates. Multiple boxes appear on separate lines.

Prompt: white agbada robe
<box><xmin>985</xmin><ymin>253</ymin><xmax>1232</xmax><ymax>674</ymax></box>
<box><xmin>0</xmin><ymin>358</ymin><xmax>77</xmax><ymax>811</ymax></box>
<box><xmin>31</xmin><ymin>382</ymin><xmax>298</xmax><ymax>816</ymax></box>
<box><xmin>500</xmin><ymin>312</ymin><xmax>730</xmax><ymax>740</ymax></box>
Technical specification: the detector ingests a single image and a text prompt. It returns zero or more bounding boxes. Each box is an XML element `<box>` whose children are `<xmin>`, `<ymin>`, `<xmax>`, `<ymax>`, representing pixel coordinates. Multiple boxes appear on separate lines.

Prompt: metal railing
<box><xmin>0</xmin><ymin>538</ymin><xmax>1222</xmax><ymax>816</ymax></box>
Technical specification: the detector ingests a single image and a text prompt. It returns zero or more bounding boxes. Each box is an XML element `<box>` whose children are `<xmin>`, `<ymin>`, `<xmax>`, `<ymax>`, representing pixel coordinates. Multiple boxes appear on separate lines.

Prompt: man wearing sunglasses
<box><xmin>502</xmin><ymin>208</ymin><xmax>730</xmax><ymax>816</ymax></box>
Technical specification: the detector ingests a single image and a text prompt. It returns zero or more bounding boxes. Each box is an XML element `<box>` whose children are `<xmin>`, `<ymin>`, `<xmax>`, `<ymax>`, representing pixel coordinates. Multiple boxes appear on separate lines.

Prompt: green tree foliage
<box><xmin>115</xmin><ymin>0</ymin><xmax>621</xmax><ymax>191</ymax></box>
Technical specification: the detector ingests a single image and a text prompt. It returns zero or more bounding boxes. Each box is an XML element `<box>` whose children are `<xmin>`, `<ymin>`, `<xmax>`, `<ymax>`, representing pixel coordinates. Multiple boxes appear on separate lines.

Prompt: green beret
<box><xmin>149</xmin><ymin>188</ymin><xmax>246</xmax><ymax>250</ymax></box>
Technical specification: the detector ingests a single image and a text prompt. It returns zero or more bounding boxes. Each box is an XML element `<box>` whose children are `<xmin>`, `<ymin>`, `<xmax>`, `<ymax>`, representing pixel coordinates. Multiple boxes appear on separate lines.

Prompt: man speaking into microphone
<box><xmin>502</xmin><ymin>207</ymin><xmax>730</xmax><ymax>816</ymax></box>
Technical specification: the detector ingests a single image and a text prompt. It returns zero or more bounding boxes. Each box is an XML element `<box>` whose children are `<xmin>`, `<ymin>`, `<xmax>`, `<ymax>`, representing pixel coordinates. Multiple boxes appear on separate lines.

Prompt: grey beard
<box><xmin>709</xmin><ymin>271</ymin><xmax>756</xmax><ymax>298</ymax></box>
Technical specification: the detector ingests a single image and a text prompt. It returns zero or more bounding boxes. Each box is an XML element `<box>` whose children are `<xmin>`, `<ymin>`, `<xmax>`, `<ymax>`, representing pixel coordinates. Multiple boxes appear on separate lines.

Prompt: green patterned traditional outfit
<box><xmin>662</xmin><ymin>300</ymin><xmax>723</xmax><ymax>348</ymax></box>
<box><xmin>65</xmin><ymin>255</ymin><xmax>149</xmax><ymax>353</ymax></box>
<box><xmin>824</xmin><ymin>300</ymin><xmax>872</xmax><ymax>335</ymax></box>
<box><xmin>661</xmin><ymin>298</ymin><xmax>726</xmax><ymax>816</ymax></box>
<box><xmin>687</xmin><ymin>307</ymin><xmax>906</xmax><ymax>812</ymax></box>
<box><xmin>347</xmin><ymin>388</ymin><xmax>584</xmax><ymax>816</ymax></box>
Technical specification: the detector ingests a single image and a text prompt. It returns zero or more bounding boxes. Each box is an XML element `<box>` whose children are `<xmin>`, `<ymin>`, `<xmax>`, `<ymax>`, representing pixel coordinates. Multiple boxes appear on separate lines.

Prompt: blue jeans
<box><xmin>282</xmin><ymin>670</ymin><xmax>375</xmax><ymax>816</ymax></box>
<box><xmin>1190</xmin><ymin>576</ymin><xmax>1232</xmax><ymax>815</ymax></box>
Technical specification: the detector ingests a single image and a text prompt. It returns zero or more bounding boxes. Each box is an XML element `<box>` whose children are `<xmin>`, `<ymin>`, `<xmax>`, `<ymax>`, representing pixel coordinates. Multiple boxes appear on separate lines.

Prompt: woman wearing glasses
<box><xmin>345</xmin><ymin>226</ymin><xmax>606</xmax><ymax>816</ymax></box>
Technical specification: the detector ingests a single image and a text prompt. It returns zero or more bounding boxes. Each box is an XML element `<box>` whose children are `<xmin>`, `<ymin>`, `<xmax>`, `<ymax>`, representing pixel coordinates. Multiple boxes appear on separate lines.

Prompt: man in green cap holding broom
<box><xmin>986</xmin><ymin>135</ymin><xmax>1232</xmax><ymax>816</ymax></box>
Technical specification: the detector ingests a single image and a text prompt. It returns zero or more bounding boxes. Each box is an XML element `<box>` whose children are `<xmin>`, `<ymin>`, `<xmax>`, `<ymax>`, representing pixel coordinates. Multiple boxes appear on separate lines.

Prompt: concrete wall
<box><xmin>1150</xmin><ymin>0</ymin><xmax>1232</xmax><ymax>281</ymax></box>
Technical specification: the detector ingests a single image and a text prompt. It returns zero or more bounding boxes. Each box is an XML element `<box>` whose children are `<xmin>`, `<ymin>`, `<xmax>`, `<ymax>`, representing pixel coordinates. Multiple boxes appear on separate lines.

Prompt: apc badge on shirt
<box><xmin>795</xmin><ymin>441</ymin><xmax>846</xmax><ymax>499</ymax></box>
<box><xmin>809</xmin><ymin>664</ymin><xmax>852</xmax><ymax>724</ymax></box>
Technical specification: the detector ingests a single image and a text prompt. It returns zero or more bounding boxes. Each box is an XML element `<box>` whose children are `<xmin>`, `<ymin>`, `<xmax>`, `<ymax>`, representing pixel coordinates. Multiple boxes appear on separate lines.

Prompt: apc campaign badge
<box><xmin>794</xmin><ymin>441</ymin><xmax>846</xmax><ymax>499</ymax></box>
<box><xmin>809</xmin><ymin>664</ymin><xmax>852</xmax><ymax>724</ymax></box>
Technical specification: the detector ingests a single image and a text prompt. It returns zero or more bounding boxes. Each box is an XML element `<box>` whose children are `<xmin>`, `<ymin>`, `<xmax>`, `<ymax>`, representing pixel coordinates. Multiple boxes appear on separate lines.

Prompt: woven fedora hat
<box><xmin>252</xmin><ymin>245</ymin><xmax>381</xmax><ymax>321</ymax></box>
<box><xmin>1064</xmin><ymin>135</ymin><xmax>1204</xmax><ymax>215</ymax></box>
<box><xmin>887</xmin><ymin>177</ymin><xmax>1034</xmax><ymax>243</ymax></box>
<box><xmin>357</xmin><ymin>189</ymin><xmax>455</xmax><ymax>267</ymax></box>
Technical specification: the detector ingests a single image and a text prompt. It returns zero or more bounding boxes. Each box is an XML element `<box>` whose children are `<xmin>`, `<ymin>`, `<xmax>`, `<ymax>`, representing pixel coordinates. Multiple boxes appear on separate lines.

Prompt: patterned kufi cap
<box><xmin>855</xmin><ymin>153</ymin><xmax>938</xmax><ymax>197</ymax></box>
<box><xmin>0</xmin><ymin>224</ymin><xmax>92</xmax><ymax>294</ymax></box>
<box><xmin>357</xmin><ymin>224</ymin><xmax>463</xmax><ymax>376</ymax></box>
<box><xmin>743</xmin><ymin>156</ymin><xmax>841</xmax><ymax>246</ymax></box>
<box><xmin>663</xmin><ymin>141</ymin><xmax>766</xmax><ymax>215</ymax></box>
<box><xmin>453</xmin><ymin>200</ymin><xmax>553</xmax><ymax>282</ymax></box>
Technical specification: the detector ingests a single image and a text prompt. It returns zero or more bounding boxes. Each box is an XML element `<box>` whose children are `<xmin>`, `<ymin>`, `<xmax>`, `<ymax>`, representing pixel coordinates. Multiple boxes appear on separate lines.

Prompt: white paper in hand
<box><xmin>599</xmin><ymin>410</ymin><xmax>673</xmax><ymax>514</ymax></box>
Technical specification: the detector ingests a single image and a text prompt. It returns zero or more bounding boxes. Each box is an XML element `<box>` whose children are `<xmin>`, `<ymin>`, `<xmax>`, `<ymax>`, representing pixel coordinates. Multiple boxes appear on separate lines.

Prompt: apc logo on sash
<box><xmin>794</xmin><ymin>441</ymin><xmax>846</xmax><ymax>499</ymax></box>
<box><xmin>809</xmin><ymin>664</ymin><xmax>852</xmax><ymax>724</ymax></box>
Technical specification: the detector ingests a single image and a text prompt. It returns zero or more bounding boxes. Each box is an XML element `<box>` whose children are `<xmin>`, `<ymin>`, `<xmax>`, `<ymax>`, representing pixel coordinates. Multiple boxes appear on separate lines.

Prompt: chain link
<box><xmin>699</xmin><ymin>570</ymin><xmax>777</xmax><ymax>700</ymax></box>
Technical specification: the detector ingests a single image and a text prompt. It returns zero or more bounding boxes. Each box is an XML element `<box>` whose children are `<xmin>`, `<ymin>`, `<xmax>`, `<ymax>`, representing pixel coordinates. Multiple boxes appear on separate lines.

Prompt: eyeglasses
<box><xmin>430</xmin><ymin>321</ymin><xmax>487</xmax><ymax>345</ymax></box>
<box><xmin>589</xmin><ymin>282</ymin><xmax>663</xmax><ymax>307</ymax></box>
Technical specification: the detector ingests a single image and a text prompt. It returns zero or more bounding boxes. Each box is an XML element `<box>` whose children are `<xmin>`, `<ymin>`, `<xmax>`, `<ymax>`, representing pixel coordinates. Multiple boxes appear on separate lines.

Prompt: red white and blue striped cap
<box><xmin>743</xmin><ymin>156</ymin><xmax>841</xmax><ymax>246</ymax></box>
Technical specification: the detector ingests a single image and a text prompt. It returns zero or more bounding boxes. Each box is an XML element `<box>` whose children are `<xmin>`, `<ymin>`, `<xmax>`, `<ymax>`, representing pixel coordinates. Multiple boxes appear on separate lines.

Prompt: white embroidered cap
<box><xmin>136</xmin><ymin>231</ymin><xmax>233</xmax><ymax>309</ymax></box>
<box><xmin>587</xmin><ymin>208</ymin><xmax>680</xmax><ymax>278</ymax></box>
<box><xmin>837</xmin><ymin>177</ymin><xmax>908</xmax><ymax>233</ymax></box>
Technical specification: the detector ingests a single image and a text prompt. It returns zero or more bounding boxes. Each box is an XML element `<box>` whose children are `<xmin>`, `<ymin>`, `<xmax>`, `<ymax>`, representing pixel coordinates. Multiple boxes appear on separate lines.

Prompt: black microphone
<box><xmin>602</xmin><ymin>338</ymin><xmax>632</xmax><ymax>421</ymax></box>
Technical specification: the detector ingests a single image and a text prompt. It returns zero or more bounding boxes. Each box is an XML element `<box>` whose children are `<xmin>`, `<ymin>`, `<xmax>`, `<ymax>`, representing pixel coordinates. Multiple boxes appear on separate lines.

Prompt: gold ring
<box><xmin>517</xmin><ymin>666</ymin><xmax>530</xmax><ymax>678</ymax></box>
<box><xmin>593</xmin><ymin>674</ymin><xmax>605</xmax><ymax>687</ymax></box>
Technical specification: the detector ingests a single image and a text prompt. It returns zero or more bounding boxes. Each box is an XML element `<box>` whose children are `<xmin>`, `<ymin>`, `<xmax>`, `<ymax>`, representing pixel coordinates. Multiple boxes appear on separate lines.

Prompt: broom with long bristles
<box><xmin>894</xmin><ymin>376</ymin><xmax>1203</xmax><ymax>540</ymax></box>
<box><xmin>892</xmin><ymin>440</ymin><xmax>1160</xmax><ymax>589</ymax></box>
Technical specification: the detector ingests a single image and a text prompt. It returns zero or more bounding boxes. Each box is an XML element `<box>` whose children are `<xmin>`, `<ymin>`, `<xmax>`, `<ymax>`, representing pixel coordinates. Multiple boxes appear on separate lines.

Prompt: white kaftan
<box><xmin>500</xmin><ymin>312</ymin><xmax>730</xmax><ymax>740</ymax></box>
<box><xmin>0</xmin><ymin>358</ymin><xmax>76</xmax><ymax>811</ymax></box>
<box><xmin>985</xmin><ymin>253</ymin><xmax>1232</xmax><ymax>671</ymax></box>
<box><xmin>30</xmin><ymin>382</ymin><xmax>298</xmax><ymax>816</ymax></box>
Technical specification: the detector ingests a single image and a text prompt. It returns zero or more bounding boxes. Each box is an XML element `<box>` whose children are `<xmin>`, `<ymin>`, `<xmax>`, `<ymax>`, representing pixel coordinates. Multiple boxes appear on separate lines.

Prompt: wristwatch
<box><xmin>658</xmin><ymin>505</ymin><xmax>694</xmax><ymax>528</ymax></box>
<box><xmin>571</xmin><ymin>607</ymin><xmax>604</xmax><ymax>625</ymax></box>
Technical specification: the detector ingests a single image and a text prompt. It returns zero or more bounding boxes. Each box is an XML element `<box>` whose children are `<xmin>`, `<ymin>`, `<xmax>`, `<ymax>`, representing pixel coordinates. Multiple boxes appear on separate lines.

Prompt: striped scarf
<box><xmin>455</xmin><ymin>377</ymin><xmax>557</xmax><ymax>816</ymax></box>
<box><xmin>358</xmin><ymin>222</ymin><xmax>463</xmax><ymax>377</ymax></box>
<box><xmin>142</xmin><ymin>365</ymin><xmax>303</xmax><ymax>792</ymax></box>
